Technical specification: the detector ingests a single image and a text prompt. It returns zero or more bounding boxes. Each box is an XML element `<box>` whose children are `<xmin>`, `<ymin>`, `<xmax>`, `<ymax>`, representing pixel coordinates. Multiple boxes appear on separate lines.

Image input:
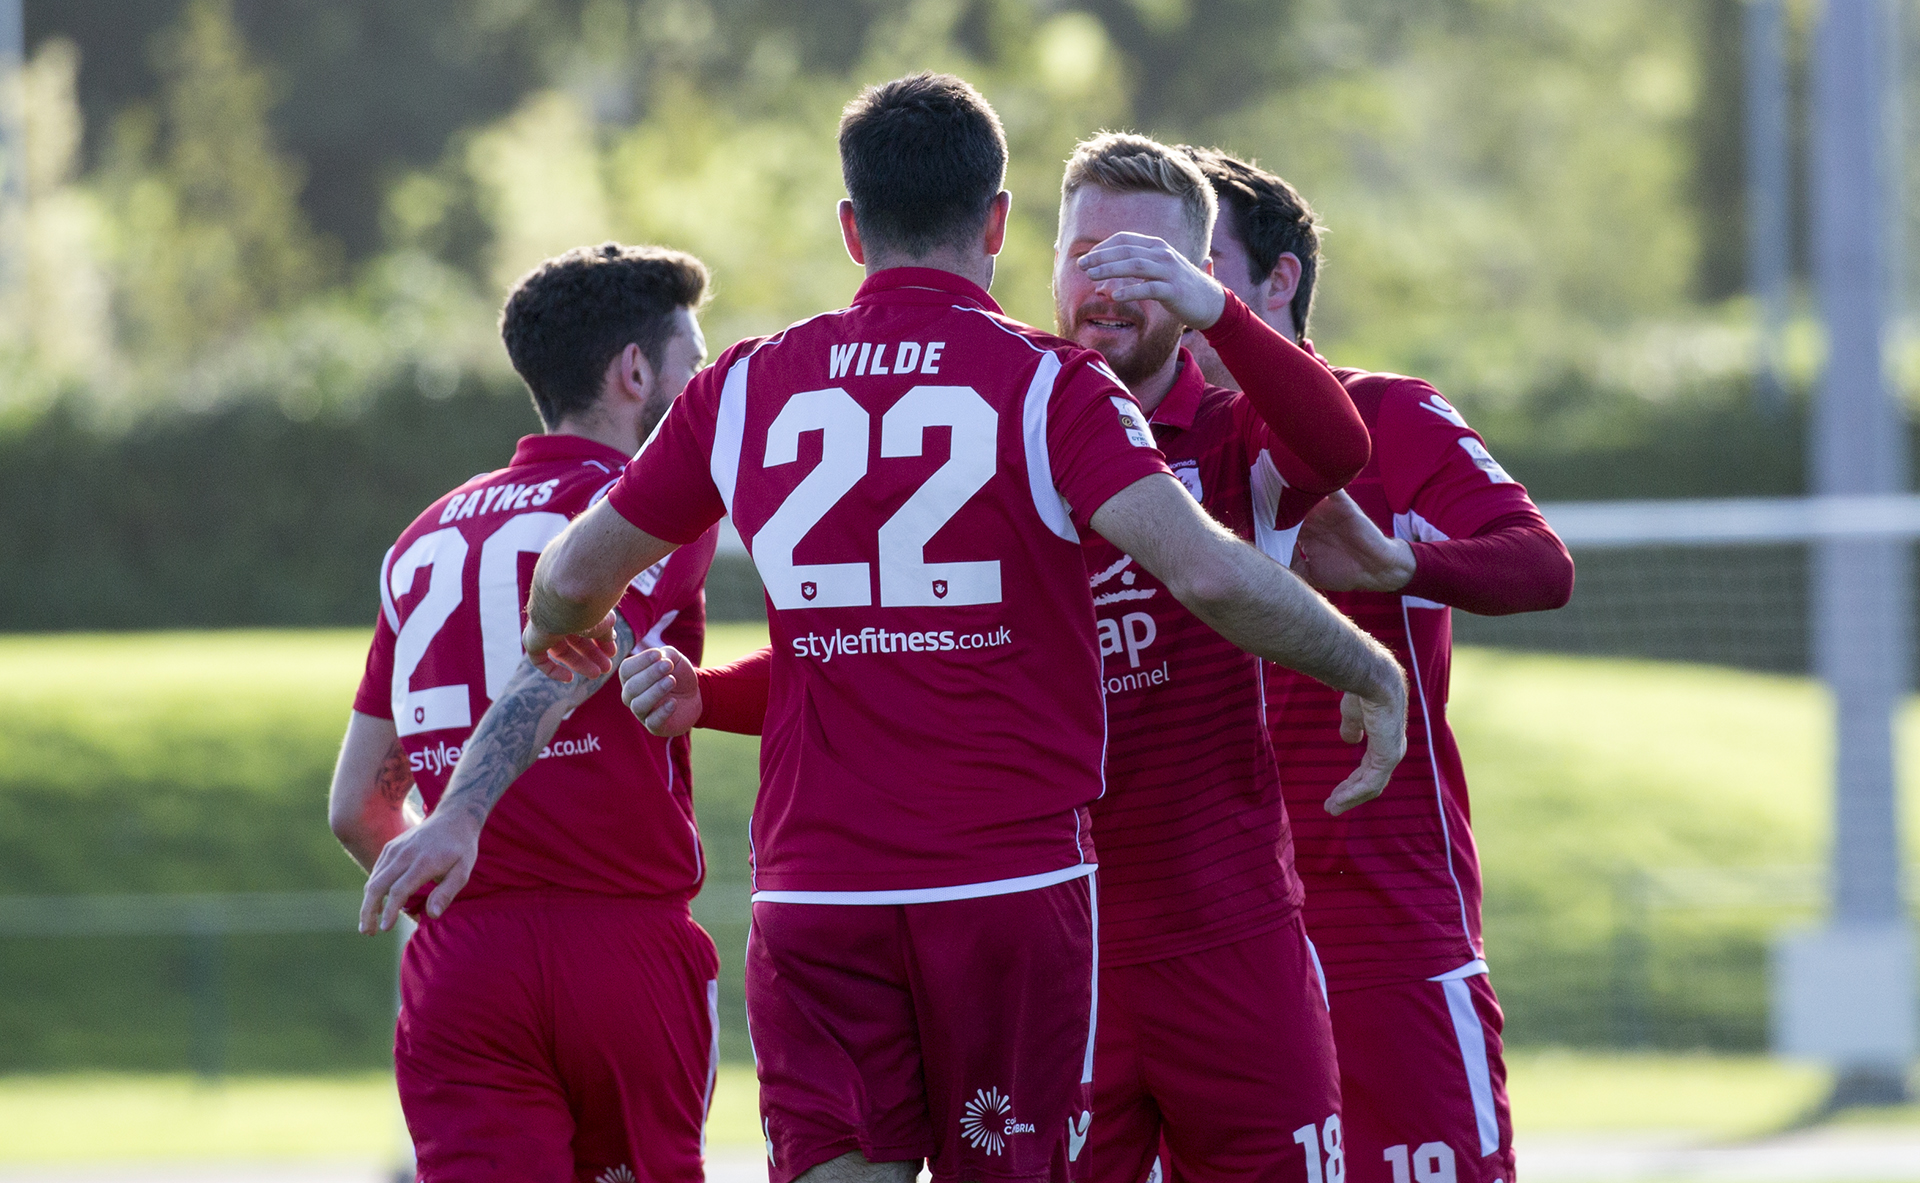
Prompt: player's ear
<box><xmin>1264</xmin><ymin>253</ymin><xmax>1302</xmax><ymax>318</ymax></box>
<box><xmin>838</xmin><ymin>200</ymin><xmax>866</xmax><ymax>266</ymax></box>
<box><xmin>983</xmin><ymin>190</ymin><xmax>1012</xmax><ymax>257</ymax></box>
<box><xmin>611</xmin><ymin>343</ymin><xmax>654</xmax><ymax>404</ymax></box>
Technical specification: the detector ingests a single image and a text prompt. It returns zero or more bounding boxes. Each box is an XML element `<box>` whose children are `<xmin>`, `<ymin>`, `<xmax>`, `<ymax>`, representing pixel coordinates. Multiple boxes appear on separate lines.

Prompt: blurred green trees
<box><xmin>0</xmin><ymin>0</ymin><xmax>1868</xmax><ymax>626</ymax></box>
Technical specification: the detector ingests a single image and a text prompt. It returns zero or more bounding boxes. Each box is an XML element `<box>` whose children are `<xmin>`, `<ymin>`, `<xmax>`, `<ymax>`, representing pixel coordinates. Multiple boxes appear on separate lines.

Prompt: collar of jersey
<box><xmin>1149</xmin><ymin>347</ymin><xmax>1205</xmax><ymax>433</ymax></box>
<box><xmin>509</xmin><ymin>433</ymin><xmax>635</xmax><ymax>469</ymax></box>
<box><xmin>852</xmin><ymin>266</ymin><xmax>1001</xmax><ymax>313</ymax></box>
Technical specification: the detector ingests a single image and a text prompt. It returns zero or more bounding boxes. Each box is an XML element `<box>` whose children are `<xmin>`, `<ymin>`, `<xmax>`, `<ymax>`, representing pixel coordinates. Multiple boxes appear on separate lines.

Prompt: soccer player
<box><xmin>332</xmin><ymin>243</ymin><xmax>721</xmax><ymax>1183</ymax></box>
<box><xmin>1181</xmin><ymin>147</ymin><xmax>1575</xmax><ymax>1183</ymax></box>
<box><xmin>517</xmin><ymin>73</ymin><xmax>1408</xmax><ymax>1183</ymax></box>
<box><xmin>1053</xmin><ymin>132</ymin><xmax>1365</xmax><ymax>1183</ymax></box>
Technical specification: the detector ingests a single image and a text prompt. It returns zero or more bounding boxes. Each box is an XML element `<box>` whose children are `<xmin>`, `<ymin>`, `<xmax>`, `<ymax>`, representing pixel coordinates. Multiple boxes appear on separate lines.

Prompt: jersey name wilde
<box><xmin>1268</xmin><ymin>370</ymin><xmax>1539</xmax><ymax>989</ymax></box>
<box><xmin>353</xmin><ymin>434</ymin><xmax>719</xmax><ymax>902</ymax></box>
<box><xmin>1086</xmin><ymin>350</ymin><xmax>1329</xmax><ymax>966</ymax></box>
<box><xmin>605</xmin><ymin>267</ymin><xmax>1171</xmax><ymax>897</ymax></box>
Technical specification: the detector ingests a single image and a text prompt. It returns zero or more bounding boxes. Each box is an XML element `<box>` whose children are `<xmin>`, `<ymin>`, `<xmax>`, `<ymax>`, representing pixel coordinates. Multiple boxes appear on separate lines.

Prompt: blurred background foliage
<box><xmin>0</xmin><ymin>0</ymin><xmax>1898</xmax><ymax>628</ymax></box>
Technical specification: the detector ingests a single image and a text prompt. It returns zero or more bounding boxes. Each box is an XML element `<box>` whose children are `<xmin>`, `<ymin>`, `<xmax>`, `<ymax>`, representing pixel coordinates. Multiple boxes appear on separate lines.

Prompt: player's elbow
<box><xmin>1536</xmin><ymin>543</ymin><xmax>1576</xmax><ymax>611</ymax></box>
<box><xmin>1308</xmin><ymin>431</ymin><xmax>1371</xmax><ymax>495</ymax></box>
<box><xmin>1163</xmin><ymin>547</ymin><xmax>1247</xmax><ymax>620</ymax></box>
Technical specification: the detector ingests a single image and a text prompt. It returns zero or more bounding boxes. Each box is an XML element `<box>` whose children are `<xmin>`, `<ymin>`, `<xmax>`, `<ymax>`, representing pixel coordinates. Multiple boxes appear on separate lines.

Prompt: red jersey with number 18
<box><xmin>605</xmin><ymin>267</ymin><xmax>1172</xmax><ymax>898</ymax></box>
<box><xmin>353</xmin><ymin>433</ymin><xmax>719</xmax><ymax>902</ymax></box>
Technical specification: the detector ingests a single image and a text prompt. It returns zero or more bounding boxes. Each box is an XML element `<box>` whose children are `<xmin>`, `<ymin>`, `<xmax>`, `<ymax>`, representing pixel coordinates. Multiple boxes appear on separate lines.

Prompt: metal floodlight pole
<box><xmin>1746</xmin><ymin>0</ymin><xmax>1790</xmax><ymax>413</ymax></box>
<box><xmin>0</xmin><ymin>0</ymin><xmax>23</xmax><ymax>302</ymax></box>
<box><xmin>1786</xmin><ymin>0</ymin><xmax>1916</xmax><ymax>1106</ymax></box>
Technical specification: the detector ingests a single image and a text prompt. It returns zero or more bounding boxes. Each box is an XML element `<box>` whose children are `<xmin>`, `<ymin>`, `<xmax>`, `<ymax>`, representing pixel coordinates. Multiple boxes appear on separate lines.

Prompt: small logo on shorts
<box><xmin>962</xmin><ymin>1086</ymin><xmax>1018</xmax><ymax>1155</ymax></box>
<box><xmin>595</xmin><ymin>1167</ymin><xmax>636</xmax><ymax>1183</ymax></box>
<box><xmin>1067</xmin><ymin>1110</ymin><xmax>1092</xmax><ymax>1162</ymax></box>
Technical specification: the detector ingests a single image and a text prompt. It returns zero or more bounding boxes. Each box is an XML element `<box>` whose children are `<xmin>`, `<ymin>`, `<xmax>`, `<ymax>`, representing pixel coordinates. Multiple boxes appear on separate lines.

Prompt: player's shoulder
<box><xmin>1333</xmin><ymin>365</ymin><xmax>1472</xmax><ymax>437</ymax></box>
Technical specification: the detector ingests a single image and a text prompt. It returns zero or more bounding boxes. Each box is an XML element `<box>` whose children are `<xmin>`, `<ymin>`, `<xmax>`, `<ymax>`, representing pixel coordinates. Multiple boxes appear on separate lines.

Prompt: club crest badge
<box><xmin>933</xmin><ymin>579</ymin><xmax>949</xmax><ymax>598</ymax></box>
<box><xmin>801</xmin><ymin>581</ymin><xmax>818</xmax><ymax>601</ymax></box>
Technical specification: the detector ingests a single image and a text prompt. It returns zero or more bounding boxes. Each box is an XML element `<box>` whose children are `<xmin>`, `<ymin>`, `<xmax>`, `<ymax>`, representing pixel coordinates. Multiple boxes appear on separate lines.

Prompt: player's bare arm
<box><xmin>1078</xmin><ymin>230</ymin><xmax>1227</xmax><ymax>330</ymax></box>
<box><xmin>1091</xmin><ymin>472</ymin><xmax>1408</xmax><ymax>814</ymax></box>
<box><xmin>358</xmin><ymin>618</ymin><xmax>633</xmax><ymax>934</ymax></box>
<box><xmin>328</xmin><ymin>711</ymin><xmax>423</xmax><ymax>873</ymax></box>
<box><xmin>524</xmin><ymin>498</ymin><xmax>677</xmax><ymax>681</ymax></box>
<box><xmin>619</xmin><ymin>644</ymin><xmax>704</xmax><ymax>737</ymax></box>
<box><xmin>1293</xmin><ymin>490</ymin><xmax>1418</xmax><ymax>593</ymax></box>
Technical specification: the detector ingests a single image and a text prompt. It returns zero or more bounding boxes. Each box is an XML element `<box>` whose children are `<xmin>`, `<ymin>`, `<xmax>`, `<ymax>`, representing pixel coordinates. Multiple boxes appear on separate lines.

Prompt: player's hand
<box><xmin>1324</xmin><ymin>674</ymin><xmax>1408</xmax><ymax>816</ymax></box>
<box><xmin>620</xmin><ymin>645</ymin><xmax>704</xmax><ymax>737</ymax></box>
<box><xmin>1078</xmin><ymin>232</ymin><xmax>1228</xmax><ymax>330</ymax></box>
<box><xmin>358</xmin><ymin>809</ymin><xmax>480</xmax><ymax>933</ymax></box>
<box><xmin>522</xmin><ymin>612</ymin><xmax>618</xmax><ymax>682</ymax></box>
<box><xmin>1292</xmin><ymin>492</ymin><xmax>1416</xmax><ymax>593</ymax></box>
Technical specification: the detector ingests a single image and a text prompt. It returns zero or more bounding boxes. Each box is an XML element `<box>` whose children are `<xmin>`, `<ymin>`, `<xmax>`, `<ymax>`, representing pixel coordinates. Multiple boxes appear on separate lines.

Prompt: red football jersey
<box><xmin>353</xmin><ymin>433</ymin><xmax>719</xmax><ymax>901</ymax></box>
<box><xmin>1088</xmin><ymin>330</ymin><xmax>1364</xmax><ymax>966</ymax></box>
<box><xmin>1267</xmin><ymin>366</ymin><xmax>1542</xmax><ymax>990</ymax></box>
<box><xmin>604</xmin><ymin>267</ymin><xmax>1172</xmax><ymax>899</ymax></box>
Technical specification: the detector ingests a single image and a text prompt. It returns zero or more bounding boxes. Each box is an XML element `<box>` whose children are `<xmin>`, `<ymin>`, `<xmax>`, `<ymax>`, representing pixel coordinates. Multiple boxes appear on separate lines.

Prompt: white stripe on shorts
<box><xmin>701</xmin><ymin>978</ymin><xmax>720</xmax><ymax>1153</ymax></box>
<box><xmin>1082</xmin><ymin>871</ymin><xmax>1099</xmax><ymax>1084</ymax></box>
<box><xmin>1433</xmin><ymin>966</ymin><xmax>1500</xmax><ymax>1157</ymax></box>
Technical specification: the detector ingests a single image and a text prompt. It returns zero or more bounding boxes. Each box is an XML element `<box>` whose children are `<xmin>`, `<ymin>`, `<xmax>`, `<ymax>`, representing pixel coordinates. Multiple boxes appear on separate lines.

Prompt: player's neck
<box><xmin>551</xmin><ymin>412</ymin><xmax>641</xmax><ymax>457</ymax></box>
<box><xmin>1128</xmin><ymin>349</ymin><xmax>1184</xmax><ymax>416</ymax></box>
<box><xmin>863</xmin><ymin>249</ymin><xmax>995</xmax><ymax>293</ymax></box>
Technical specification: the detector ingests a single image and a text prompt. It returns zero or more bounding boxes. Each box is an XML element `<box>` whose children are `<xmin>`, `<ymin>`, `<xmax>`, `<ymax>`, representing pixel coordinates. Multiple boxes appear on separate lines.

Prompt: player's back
<box><xmin>654</xmin><ymin>267</ymin><xmax>1166</xmax><ymax>898</ymax></box>
<box><xmin>354</xmin><ymin>433</ymin><xmax>718</xmax><ymax>902</ymax></box>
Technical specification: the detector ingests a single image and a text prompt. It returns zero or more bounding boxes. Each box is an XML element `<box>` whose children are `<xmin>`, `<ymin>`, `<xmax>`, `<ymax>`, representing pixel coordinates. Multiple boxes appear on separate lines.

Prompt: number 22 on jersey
<box><xmin>752</xmin><ymin>385</ymin><xmax>1001</xmax><ymax>611</ymax></box>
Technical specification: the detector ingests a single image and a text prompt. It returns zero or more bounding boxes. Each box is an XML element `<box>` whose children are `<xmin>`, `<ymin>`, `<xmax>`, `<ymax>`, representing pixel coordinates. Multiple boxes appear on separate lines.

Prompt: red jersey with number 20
<box><xmin>606</xmin><ymin>268</ymin><xmax>1172</xmax><ymax>899</ymax></box>
<box><xmin>353</xmin><ymin>433</ymin><xmax>719</xmax><ymax>903</ymax></box>
<box><xmin>1268</xmin><ymin>369</ymin><xmax>1542</xmax><ymax>990</ymax></box>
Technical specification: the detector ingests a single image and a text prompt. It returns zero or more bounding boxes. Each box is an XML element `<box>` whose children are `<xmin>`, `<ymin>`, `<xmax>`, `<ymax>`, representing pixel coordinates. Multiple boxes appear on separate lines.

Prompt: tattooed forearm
<box><xmin>375</xmin><ymin>737</ymin><xmax>416</xmax><ymax>808</ymax></box>
<box><xmin>437</xmin><ymin>618</ymin><xmax>630</xmax><ymax>829</ymax></box>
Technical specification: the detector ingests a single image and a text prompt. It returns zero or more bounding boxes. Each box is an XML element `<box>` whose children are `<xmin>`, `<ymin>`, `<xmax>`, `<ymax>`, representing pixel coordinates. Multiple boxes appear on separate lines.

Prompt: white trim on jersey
<box><xmin>1400</xmin><ymin>597</ymin><xmax>1479</xmax><ymax>955</ymax></box>
<box><xmin>1250</xmin><ymin>449</ymin><xmax>1302</xmax><ymax>564</ymax></box>
<box><xmin>1393</xmin><ymin>510</ymin><xmax>1450</xmax><ymax>609</ymax></box>
<box><xmin>378</xmin><ymin>544</ymin><xmax>399</xmax><ymax>631</ymax></box>
<box><xmin>1020</xmin><ymin>351</ymin><xmax>1080</xmax><ymax>543</ymax></box>
<box><xmin>750</xmin><ymin>860</ymin><xmax>1096</xmax><ymax>906</ymax></box>
<box><xmin>958</xmin><ymin>306</ymin><xmax>1082</xmax><ymax>545</ymax></box>
<box><xmin>1082</xmin><ymin>870</ymin><xmax>1100</xmax><ymax>1085</ymax></box>
<box><xmin>1439</xmin><ymin>973</ymin><xmax>1502</xmax><ymax>1156</ymax></box>
<box><xmin>711</xmin><ymin>353</ymin><xmax>751</xmax><ymax>514</ymax></box>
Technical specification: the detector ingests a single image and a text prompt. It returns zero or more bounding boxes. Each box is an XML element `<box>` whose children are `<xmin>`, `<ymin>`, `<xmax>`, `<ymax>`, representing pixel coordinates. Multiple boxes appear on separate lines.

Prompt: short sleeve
<box><xmin>1375</xmin><ymin>379</ymin><xmax>1539</xmax><ymax>538</ymax></box>
<box><xmin>352</xmin><ymin>607</ymin><xmax>396</xmax><ymax>719</ymax></box>
<box><xmin>1046</xmin><ymin>355</ymin><xmax>1174</xmax><ymax>531</ymax></box>
<box><xmin>603</xmin><ymin>352</ymin><xmax>739</xmax><ymax>545</ymax></box>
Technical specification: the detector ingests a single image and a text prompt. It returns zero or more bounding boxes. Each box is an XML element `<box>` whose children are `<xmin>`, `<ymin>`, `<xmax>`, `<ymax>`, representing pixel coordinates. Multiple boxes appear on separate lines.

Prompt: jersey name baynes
<box><xmin>439</xmin><ymin>479</ymin><xmax>560</xmax><ymax>523</ymax></box>
<box><xmin>827</xmin><ymin>340</ymin><xmax>946</xmax><ymax>380</ymax></box>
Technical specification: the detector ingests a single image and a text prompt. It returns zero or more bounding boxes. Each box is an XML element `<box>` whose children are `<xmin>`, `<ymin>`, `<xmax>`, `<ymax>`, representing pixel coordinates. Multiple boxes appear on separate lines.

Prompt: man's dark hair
<box><xmin>1179</xmin><ymin>146</ymin><xmax>1322</xmax><ymax>338</ymax></box>
<box><xmin>839</xmin><ymin>72</ymin><xmax>1008</xmax><ymax>259</ymax></box>
<box><xmin>500</xmin><ymin>243</ymin><xmax>708</xmax><ymax>429</ymax></box>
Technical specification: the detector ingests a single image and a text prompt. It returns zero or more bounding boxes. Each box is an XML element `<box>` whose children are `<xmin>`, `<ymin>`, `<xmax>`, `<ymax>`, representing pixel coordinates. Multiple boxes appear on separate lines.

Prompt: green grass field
<box><xmin>3</xmin><ymin>627</ymin><xmax>1919</xmax><ymax>1151</ymax></box>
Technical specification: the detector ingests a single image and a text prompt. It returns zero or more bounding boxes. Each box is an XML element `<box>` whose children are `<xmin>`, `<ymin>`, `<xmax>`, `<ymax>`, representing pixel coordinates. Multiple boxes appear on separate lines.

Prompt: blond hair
<box><xmin>1060</xmin><ymin>131</ymin><xmax>1218</xmax><ymax>262</ymax></box>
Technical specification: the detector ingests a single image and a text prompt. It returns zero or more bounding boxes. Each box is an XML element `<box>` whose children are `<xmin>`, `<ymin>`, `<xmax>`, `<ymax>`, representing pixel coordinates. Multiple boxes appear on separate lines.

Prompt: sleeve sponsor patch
<box><xmin>1457</xmin><ymin>437</ymin><xmax>1515</xmax><ymax>484</ymax></box>
<box><xmin>1111</xmin><ymin>396</ymin><xmax>1156</xmax><ymax>448</ymax></box>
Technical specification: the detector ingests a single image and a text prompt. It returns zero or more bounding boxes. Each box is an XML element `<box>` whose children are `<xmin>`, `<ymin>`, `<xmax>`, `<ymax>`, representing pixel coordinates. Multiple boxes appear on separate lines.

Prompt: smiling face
<box><xmin>1053</xmin><ymin>186</ymin><xmax>1193</xmax><ymax>389</ymax></box>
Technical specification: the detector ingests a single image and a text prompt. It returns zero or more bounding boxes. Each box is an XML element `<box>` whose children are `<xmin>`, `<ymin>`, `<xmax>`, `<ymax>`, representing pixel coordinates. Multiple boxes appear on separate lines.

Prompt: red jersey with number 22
<box><xmin>606</xmin><ymin>268</ymin><xmax>1171</xmax><ymax>898</ymax></box>
<box><xmin>353</xmin><ymin>433</ymin><xmax>718</xmax><ymax>902</ymax></box>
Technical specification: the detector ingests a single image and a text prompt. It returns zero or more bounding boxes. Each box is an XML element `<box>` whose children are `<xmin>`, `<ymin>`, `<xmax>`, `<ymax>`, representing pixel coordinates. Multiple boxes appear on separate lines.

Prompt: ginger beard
<box><xmin>1055</xmin><ymin>289</ymin><xmax>1188</xmax><ymax>390</ymax></box>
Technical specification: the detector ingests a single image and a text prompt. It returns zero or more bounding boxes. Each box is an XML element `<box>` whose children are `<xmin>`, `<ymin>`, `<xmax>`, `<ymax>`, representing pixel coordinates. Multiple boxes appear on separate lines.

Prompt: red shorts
<box><xmin>1330</xmin><ymin>966</ymin><xmax>1514</xmax><ymax>1183</ymax></box>
<box><xmin>395</xmin><ymin>892</ymin><xmax>721</xmax><ymax>1183</ymax></box>
<box><xmin>1099</xmin><ymin>915</ymin><xmax>1341</xmax><ymax>1183</ymax></box>
<box><xmin>746</xmin><ymin>872</ymin><xmax>1097</xmax><ymax>1183</ymax></box>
